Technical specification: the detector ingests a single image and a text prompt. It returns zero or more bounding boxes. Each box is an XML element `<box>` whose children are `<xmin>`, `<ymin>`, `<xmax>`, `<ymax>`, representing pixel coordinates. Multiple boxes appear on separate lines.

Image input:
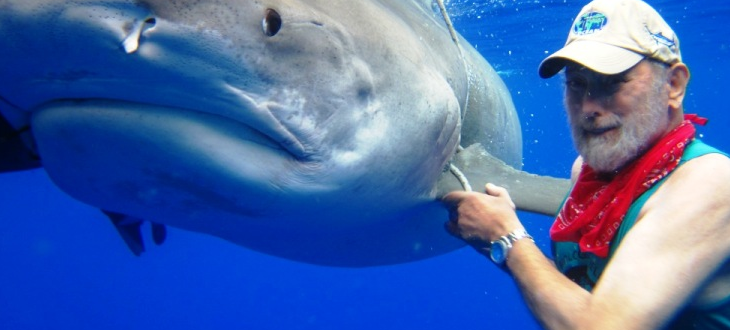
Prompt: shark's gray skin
<box><xmin>0</xmin><ymin>0</ymin><xmax>569</xmax><ymax>266</ymax></box>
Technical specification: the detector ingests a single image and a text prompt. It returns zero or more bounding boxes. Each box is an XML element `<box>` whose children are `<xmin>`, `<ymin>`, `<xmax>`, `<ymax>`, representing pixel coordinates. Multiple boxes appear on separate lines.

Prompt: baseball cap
<box><xmin>538</xmin><ymin>0</ymin><xmax>682</xmax><ymax>78</ymax></box>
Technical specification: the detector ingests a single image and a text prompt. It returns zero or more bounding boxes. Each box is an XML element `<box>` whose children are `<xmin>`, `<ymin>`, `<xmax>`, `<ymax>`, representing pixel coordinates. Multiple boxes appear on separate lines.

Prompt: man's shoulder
<box><xmin>661</xmin><ymin>147</ymin><xmax>730</xmax><ymax>209</ymax></box>
<box><xmin>682</xmin><ymin>139</ymin><xmax>729</xmax><ymax>161</ymax></box>
<box><xmin>674</xmin><ymin>150</ymin><xmax>730</xmax><ymax>185</ymax></box>
<box><xmin>642</xmin><ymin>143</ymin><xmax>730</xmax><ymax>217</ymax></box>
<box><xmin>677</xmin><ymin>139</ymin><xmax>730</xmax><ymax>175</ymax></box>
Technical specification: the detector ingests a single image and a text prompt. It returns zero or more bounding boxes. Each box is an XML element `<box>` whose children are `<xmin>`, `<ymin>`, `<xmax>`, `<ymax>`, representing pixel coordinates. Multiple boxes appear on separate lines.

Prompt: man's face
<box><xmin>564</xmin><ymin>60</ymin><xmax>671</xmax><ymax>173</ymax></box>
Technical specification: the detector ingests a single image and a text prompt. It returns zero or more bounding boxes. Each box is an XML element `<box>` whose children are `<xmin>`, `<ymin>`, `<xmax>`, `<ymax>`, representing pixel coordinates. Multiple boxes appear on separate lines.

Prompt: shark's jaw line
<box><xmin>68</xmin><ymin>98</ymin><xmax>292</xmax><ymax>153</ymax></box>
<box><xmin>33</xmin><ymin>93</ymin><xmax>313</xmax><ymax>161</ymax></box>
<box><xmin>30</xmin><ymin>99</ymin><xmax>334</xmax><ymax>203</ymax></box>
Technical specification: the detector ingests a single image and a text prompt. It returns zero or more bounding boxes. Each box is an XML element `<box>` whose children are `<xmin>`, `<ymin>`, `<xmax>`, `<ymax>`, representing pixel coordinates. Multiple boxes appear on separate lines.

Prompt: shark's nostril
<box><xmin>262</xmin><ymin>8</ymin><xmax>282</xmax><ymax>37</ymax></box>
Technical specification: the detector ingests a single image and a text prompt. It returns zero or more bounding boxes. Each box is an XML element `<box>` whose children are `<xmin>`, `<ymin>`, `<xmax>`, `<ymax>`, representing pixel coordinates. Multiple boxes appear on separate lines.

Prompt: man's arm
<box><xmin>582</xmin><ymin>153</ymin><xmax>730</xmax><ymax>328</ymax></box>
<box><xmin>443</xmin><ymin>153</ymin><xmax>730</xmax><ymax>330</ymax></box>
<box><xmin>443</xmin><ymin>184</ymin><xmax>594</xmax><ymax>329</ymax></box>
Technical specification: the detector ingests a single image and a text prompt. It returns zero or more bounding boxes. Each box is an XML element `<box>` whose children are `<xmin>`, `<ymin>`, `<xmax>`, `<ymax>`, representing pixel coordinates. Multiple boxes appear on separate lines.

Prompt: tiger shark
<box><xmin>0</xmin><ymin>0</ymin><xmax>569</xmax><ymax>266</ymax></box>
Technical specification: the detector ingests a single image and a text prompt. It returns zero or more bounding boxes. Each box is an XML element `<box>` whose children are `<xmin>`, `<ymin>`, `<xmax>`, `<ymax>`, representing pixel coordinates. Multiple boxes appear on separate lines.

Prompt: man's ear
<box><xmin>667</xmin><ymin>62</ymin><xmax>690</xmax><ymax>111</ymax></box>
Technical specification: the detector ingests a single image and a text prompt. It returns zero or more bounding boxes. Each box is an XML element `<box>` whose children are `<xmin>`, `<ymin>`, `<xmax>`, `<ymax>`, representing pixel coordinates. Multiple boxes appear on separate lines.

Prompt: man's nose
<box><xmin>583</xmin><ymin>92</ymin><xmax>604</xmax><ymax>104</ymax></box>
<box><xmin>578</xmin><ymin>92</ymin><xmax>608</xmax><ymax>119</ymax></box>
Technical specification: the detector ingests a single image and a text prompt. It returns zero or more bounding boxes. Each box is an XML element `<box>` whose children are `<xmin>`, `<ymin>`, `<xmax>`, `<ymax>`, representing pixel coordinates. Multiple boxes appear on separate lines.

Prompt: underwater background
<box><xmin>1</xmin><ymin>0</ymin><xmax>728</xmax><ymax>329</ymax></box>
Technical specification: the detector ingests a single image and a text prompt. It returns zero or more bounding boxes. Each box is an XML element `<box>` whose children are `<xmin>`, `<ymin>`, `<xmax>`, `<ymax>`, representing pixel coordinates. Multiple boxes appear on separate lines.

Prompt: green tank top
<box><xmin>552</xmin><ymin>139</ymin><xmax>730</xmax><ymax>329</ymax></box>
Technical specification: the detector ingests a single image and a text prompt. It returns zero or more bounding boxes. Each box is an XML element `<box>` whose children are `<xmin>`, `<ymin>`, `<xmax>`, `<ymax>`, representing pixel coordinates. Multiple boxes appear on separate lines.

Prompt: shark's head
<box><xmin>0</xmin><ymin>0</ymin><xmax>519</xmax><ymax>265</ymax></box>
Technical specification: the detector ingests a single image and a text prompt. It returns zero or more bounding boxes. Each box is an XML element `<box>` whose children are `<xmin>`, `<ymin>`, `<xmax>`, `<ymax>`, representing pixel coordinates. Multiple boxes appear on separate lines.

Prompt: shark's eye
<box><xmin>262</xmin><ymin>9</ymin><xmax>282</xmax><ymax>37</ymax></box>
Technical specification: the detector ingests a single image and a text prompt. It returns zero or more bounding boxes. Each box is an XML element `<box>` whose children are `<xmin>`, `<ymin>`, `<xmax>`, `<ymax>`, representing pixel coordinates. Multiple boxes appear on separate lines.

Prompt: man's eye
<box><xmin>603</xmin><ymin>76</ymin><xmax>627</xmax><ymax>91</ymax></box>
<box><xmin>566</xmin><ymin>79</ymin><xmax>587</xmax><ymax>92</ymax></box>
<box><xmin>608</xmin><ymin>77</ymin><xmax>624</xmax><ymax>85</ymax></box>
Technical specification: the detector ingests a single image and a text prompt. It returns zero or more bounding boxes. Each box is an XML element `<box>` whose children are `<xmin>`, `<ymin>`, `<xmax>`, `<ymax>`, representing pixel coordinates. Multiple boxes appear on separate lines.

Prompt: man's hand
<box><xmin>442</xmin><ymin>183</ymin><xmax>524</xmax><ymax>256</ymax></box>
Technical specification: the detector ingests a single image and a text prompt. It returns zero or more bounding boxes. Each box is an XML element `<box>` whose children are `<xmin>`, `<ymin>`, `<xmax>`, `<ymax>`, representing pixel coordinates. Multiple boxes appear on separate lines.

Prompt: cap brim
<box><xmin>538</xmin><ymin>40</ymin><xmax>645</xmax><ymax>78</ymax></box>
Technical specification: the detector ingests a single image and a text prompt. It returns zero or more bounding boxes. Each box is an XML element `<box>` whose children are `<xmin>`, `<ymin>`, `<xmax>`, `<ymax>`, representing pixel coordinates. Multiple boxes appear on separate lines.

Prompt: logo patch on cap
<box><xmin>573</xmin><ymin>12</ymin><xmax>608</xmax><ymax>35</ymax></box>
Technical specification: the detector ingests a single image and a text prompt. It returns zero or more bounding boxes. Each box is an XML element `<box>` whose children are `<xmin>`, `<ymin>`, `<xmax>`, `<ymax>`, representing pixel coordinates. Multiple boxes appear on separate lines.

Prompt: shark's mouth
<box><xmin>32</xmin><ymin>98</ymin><xmax>310</xmax><ymax>161</ymax></box>
<box><xmin>29</xmin><ymin>99</ymin><xmax>310</xmax><ymax>181</ymax></box>
<box><xmin>30</xmin><ymin>98</ymin><xmax>330</xmax><ymax>208</ymax></box>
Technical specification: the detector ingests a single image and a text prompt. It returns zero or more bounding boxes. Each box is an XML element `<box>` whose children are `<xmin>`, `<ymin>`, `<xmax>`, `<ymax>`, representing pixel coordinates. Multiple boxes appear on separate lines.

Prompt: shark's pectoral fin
<box><xmin>102</xmin><ymin>210</ymin><xmax>167</xmax><ymax>255</ymax></box>
<box><xmin>437</xmin><ymin>144</ymin><xmax>572</xmax><ymax>216</ymax></box>
<box><xmin>0</xmin><ymin>111</ymin><xmax>40</xmax><ymax>173</ymax></box>
<box><xmin>102</xmin><ymin>210</ymin><xmax>146</xmax><ymax>256</ymax></box>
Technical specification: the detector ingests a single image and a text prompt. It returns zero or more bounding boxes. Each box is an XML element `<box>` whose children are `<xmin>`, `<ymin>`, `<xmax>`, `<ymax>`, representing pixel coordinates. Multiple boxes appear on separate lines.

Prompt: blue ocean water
<box><xmin>1</xmin><ymin>1</ymin><xmax>728</xmax><ymax>329</ymax></box>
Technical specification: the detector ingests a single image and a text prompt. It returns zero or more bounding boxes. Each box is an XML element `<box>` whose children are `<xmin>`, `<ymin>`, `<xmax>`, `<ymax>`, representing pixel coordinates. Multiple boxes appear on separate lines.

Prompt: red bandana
<box><xmin>550</xmin><ymin>115</ymin><xmax>707</xmax><ymax>258</ymax></box>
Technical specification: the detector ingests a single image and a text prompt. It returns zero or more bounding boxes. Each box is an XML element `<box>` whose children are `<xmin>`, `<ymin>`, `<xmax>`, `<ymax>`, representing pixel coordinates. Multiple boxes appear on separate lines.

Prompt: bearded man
<box><xmin>442</xmin><ymin>0</ymin><xmax>730</xmax><ymax>329</ymax></box>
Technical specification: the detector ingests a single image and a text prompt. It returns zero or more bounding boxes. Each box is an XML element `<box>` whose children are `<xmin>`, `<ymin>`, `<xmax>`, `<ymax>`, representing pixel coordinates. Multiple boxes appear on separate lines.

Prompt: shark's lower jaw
<box><xmin>30</xmin><ymin>100</ymin><xmax>324</xmax><ymax>214</ymax></box>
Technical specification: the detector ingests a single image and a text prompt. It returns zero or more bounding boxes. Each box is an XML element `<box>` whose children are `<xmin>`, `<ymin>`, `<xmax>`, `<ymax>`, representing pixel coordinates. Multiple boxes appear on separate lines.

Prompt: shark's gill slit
<box><xmin>262</xmin><ymin>9</ymin><xmax>282</xmax><ymax>37</ymax></box>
